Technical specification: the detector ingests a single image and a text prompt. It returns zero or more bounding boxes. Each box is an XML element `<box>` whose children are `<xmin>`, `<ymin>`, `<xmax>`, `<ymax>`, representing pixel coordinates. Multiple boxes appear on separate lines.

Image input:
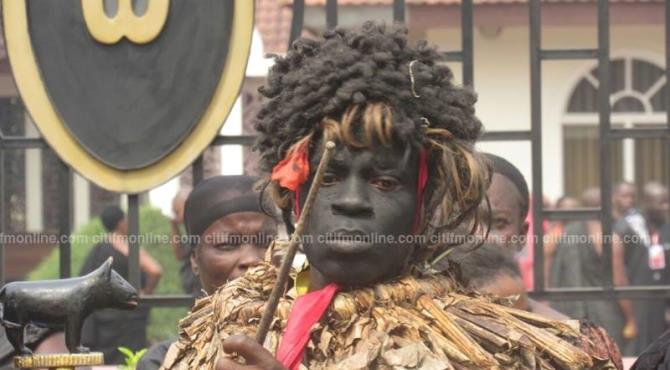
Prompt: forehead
<box><xmin>313</xmin><ymin>140</ymin><xmax>414</xmax><ymax>167</ymax></box>
<box><xmin>617</xmin><ymin>184</ymin><xmax>636</xmax><ymax>195</ymax></box>
<box><xmin>488</xmin><ymin>173</ymin><xmax>523</xmax><ymax>213</ymax></box>
<box><xmin>644</xmin><ymin>188</ymin><xmax>670</xmax><ymax>202</ymax></box>
<box><xmin>205</xmin><ymin>212</ymin><xmax>276</xmax><ymax>234</ymax></box>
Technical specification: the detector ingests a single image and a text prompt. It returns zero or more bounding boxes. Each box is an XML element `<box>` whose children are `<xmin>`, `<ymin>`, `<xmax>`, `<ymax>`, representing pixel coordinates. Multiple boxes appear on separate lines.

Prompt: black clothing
<box><xmin>0</xmin><ymin>326</ymin><xmax>58</xmax><ymax>369</ymax></box>
<box><xmin>631</xmin><ymin>329</ymin><xmax>670</xmax><ymax>370</ymax></box>
<box><xmin>615</xmin><ymin>215</ymin><xmax>670</xmax><ymax>355</ymax></box>
<box><xmin>549</xmin><ymin>222</ymin><xmax>626</xmax><ymax>348</ymax></box>
<box><xmin>79</xmin><ymin>241</ymin><xmax>150</xmax><ymax>365</ymax></box>
<box><xmin>183</xmin><ymin>175</ymin><xmax>262</xmax><ymax>241</ymax></box>
<box><xmin>136</xmin><ymin>339</ymin><xmax>174</xmax><ymax>370</ymax></box>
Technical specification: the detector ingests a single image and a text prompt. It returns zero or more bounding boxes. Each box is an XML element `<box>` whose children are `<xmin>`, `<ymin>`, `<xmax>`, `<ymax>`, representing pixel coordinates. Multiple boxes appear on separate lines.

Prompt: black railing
<box><xmin>1</xmin><ymin>0</ymin><xmax>669</xmax><ymax>310</ymax></box>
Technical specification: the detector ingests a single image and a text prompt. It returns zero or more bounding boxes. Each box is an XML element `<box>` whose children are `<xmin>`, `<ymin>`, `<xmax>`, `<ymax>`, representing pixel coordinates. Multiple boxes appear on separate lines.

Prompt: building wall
<box><xmin>424</xmin><ymin>23</ymin><xmax>664</xmax><ymax>200</ymax></box>
<box><xmin>0</xmin><ymin>4</ymin><xmax>664</xmax><ymax>219</ymax></box>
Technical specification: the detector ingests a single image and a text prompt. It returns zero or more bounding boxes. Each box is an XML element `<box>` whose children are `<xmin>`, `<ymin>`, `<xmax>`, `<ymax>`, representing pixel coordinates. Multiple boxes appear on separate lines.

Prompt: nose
<box><xmin>331</xmin><ymin>177</ymin><xmax>373</xmax><ymax>217</ymax></box>
<box><xmin>236</xmin><ymin>245</ymin><xmax>264</xmax><ymax>273</ymax></box>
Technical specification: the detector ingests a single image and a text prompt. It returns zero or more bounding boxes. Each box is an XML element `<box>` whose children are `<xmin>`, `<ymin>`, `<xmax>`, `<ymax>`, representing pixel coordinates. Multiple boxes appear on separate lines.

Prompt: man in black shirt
<box><xmin>616</xmin><ymin>182</ymin><xmax>670</xmax><ymax>355</ymax></box>
<box><xmin>80</xmin><ymin>205</ymin><xmax>162</xmax><ymax>364</ymax></box>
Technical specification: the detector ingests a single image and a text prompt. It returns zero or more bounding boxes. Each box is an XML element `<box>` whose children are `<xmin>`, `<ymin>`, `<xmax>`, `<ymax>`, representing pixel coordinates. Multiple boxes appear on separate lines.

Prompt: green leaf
<box><xmin>118</xmin><ymin>346</ymin><xmax>134</xmax><ymax>358</ymax></box>
<box><xmin>116</xmin><ymin>346</ymin><xmax>147</xmax><ymax>370</ymax></box>
<box><xmin>135</xmin><ymin>348</ymin><xmax>148</xmax><ymax>360</ymax></box>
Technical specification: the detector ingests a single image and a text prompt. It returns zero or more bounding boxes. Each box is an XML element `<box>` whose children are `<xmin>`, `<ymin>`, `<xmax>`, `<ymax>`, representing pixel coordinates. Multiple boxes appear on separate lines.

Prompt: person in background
<box><xmin>169</xmin><ymin>187</ymin><xmax>202</xmax><ymax>296</ymax></box>
<box><xmin>556</xmin><ymin>195</ymin><xmax>580</xmax><ymax>210</ymax></box>
<box><xmin>79</xmin><ymin>205</ymin><xmax>163</xmax><ymax>364</ymax></box>
<box><xmin>482</xmin><ymin>153</ymin><xmax>529</xmax><ymax>250</ymax></box>
<box><xmin>480</xmin><ymin>154</ymin><xmax>542</xmax><ymax>290</ymax></box>
<box><xmin>549</xmin><ymin>187</ymin><xmax>636</xmax><ymax>350</ymax></box>
<box><xmin>136</xmin><ymin>175</ymin><xmax>279</xmax><ymax>370</ymax></box>
<box><xmin>613</xmin><ymin>181</ymin><xmax>638</xmax><ymax>222</ymax></box>
<box><xmin>450</xmin><ymin>242</ymin><xmax>567</xmax><ymax>319</ymax></box>
<box><xmin>543</xmin><ymin>195</ymin><xmax>581</xmax><ymax>282</ymax></box>
<box><xmin>616</xmin><ymin>181</ymin><xmax>670</xmax><ymax>355</ymax></box>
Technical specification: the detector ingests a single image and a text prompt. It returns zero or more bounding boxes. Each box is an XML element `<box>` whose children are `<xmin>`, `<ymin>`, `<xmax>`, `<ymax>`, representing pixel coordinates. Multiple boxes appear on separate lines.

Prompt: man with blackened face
<box><xmin>162</xmin><ymin>23</ymin><xmax>620</xmax><ymax>370</ymax></box>
<box><xmin>300</xmin><ymin>130</ymin><xmax>419</xmax><ymax>288</ymax></box>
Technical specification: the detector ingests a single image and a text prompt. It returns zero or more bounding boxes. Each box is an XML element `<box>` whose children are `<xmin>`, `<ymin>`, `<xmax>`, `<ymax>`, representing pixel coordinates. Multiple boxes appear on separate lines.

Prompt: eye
<box><xmin>214</xmin><ymin>243</ymin><xmax>239</xmax><ymax>252</ymax></box>
<box><xmin>370</xmin><ymin>176</ymin><xmax>401</xmax><ymax>192</ymax></box>
<box><xmin>322</xmin><ymin>172</ymin><xmax>341</xmax><ymax>186</ymax></box>
<box><xmin>493</xmin><ymin>217</ymin><xmax>509</xmax><ymax>229</ymax></box>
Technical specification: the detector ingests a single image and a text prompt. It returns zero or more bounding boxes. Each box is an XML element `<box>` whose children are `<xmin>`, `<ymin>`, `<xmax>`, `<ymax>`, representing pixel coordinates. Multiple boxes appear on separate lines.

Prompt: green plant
<box><xmin>28</xmin><ymin>206</ymin><xmax>189</xmax><ymax>342</ymax></box>
<box><xmin>117</xmin><ymin>346</ymin><xmax>147</xmax><ymax>370</ymax></box>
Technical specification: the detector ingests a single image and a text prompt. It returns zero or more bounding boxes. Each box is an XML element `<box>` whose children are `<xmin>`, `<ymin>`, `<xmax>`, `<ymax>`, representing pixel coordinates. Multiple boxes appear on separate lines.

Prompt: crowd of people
<box><xmin>547</xmin><ymin>181</ymin><xmax>670</xmax><ymax>358</ymax></box>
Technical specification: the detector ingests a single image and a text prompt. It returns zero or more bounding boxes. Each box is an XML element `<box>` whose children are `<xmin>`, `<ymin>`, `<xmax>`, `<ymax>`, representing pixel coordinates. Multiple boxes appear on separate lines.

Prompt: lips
<box><xmin>323</xmin><ymin>229</ymin><xmax>375</xmax><ymax>254</ymax></box>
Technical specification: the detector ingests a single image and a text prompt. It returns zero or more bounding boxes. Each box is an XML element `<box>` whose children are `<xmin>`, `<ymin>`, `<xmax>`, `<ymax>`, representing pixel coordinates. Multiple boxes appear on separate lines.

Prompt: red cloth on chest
<box><xmin>276</xmin><ymin>283</ymin><xmax>340</xmax><ymax>370</ymax></box>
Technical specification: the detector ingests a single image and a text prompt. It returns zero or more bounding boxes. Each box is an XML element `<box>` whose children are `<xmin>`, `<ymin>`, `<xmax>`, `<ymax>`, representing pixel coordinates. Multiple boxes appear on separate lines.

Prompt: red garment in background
<box><xmin>518</xmin><ymin>202</ymin><xmax>550</xmax><ymax>290</ymax></box>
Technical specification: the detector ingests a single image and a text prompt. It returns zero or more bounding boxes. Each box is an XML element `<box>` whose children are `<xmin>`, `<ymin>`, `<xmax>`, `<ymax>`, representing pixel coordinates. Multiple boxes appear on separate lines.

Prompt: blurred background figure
<box><xmin>615</xmin><ymin>182</ymin><xmax>670</xmax><ymax>355</ymax></box>
<box><xmin>169</xmin><ymin>187</ymin><xmax>201</xmax><ymax>296</ymax></box>
<box><xmin>556</xmin><ymin>196</ymin><xmax>581</xmax><ymax>211</ymax></box>
<box><xmin>549</xmin><ymin>187</ymin><xmax>636</xmax><ymax>350</ymax></box>
<box><xmin>613</xmin><ymin>181</ymin><xmax>638</xmax><ymax>222</ymax></box>
<box><xmin>79</xmin><ymin>205</ymin><xmax>163</xmax><ymax>365</ymax></box>
<box><xmin>543</xmin><ymin>195</ymin><xmax>581</xmax><ymax>284</ymax></box>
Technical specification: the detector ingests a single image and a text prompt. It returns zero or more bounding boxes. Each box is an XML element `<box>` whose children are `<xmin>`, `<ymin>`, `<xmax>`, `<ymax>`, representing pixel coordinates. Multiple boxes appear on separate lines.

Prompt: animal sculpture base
<box><xmin>13</xmin><ymin>352</ymin><xmax>103</xmax><ymax>369</ymax></box>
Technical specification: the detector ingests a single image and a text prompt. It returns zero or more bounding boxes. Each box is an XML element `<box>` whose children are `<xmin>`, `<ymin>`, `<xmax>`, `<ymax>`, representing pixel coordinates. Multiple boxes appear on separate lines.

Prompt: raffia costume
<box><xmin>160</xmin><ymin>254</ymin><xmax>618</xmax><ymax>370</ymax></box>
<box><xmin>160</xmin><ymin>23</ymin><xmax>620</xmax><ymax>370</ymax></box>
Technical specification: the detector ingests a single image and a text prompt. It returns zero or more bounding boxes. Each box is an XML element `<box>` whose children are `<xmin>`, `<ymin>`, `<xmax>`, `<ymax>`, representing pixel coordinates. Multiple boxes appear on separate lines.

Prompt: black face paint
<box><xmin>299</xmin><ymin>140</ymin><xmax>419</xmax><ymax>287</ymax></box>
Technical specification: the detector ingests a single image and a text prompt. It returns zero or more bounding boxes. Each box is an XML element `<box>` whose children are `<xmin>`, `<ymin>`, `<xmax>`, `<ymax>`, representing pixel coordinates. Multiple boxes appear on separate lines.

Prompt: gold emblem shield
<box><xmin>2</xmin><ymin>0</ymin><xmax>254</xmax><ymax>193</ymax></box>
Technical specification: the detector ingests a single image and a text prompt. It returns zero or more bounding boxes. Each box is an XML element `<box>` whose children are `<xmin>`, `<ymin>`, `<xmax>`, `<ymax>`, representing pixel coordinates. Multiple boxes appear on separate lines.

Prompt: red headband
<box><xmin>413</xmin><ymin>148</ymin><xmax>429</xmax><ymax>233</ymax></box>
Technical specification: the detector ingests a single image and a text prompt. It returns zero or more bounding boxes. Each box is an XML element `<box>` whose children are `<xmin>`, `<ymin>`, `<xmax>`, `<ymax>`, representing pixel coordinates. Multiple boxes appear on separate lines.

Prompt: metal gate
<box><xmin>0</xmin><ymin>0</ymin><xmax>669</xmax><ymax>320</ymax></box>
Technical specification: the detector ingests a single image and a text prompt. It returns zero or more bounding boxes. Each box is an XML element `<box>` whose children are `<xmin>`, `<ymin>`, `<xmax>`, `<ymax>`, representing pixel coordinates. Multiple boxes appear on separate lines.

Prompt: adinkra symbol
<box><xmin>81</xmin><ymin>0</ymin><xmax>170</xmax><ymax>45</ymax></box>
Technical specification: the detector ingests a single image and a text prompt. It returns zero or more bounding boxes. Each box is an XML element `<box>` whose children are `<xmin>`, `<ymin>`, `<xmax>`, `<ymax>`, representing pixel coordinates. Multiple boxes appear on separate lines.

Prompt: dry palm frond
<box><xmin>160</xmin><ymin>263</ymin><xmax>617</xmax><ymax>370</ymax></box>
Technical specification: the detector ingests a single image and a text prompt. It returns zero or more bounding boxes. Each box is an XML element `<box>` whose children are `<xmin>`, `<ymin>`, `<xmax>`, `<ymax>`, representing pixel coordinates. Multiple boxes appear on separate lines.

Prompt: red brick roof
<box><xmin>255</xmin><ymin>0</ymin><xmax>292</xmax><ymax>54</ymax></box>
<box><xmin>297</xmin><ymin>0</ymin><xmax>662</xmax><ymax>4</ymax></box>
<box><xmin>259</xmin><ymin>0</ymin><xmax>661</xmax><ymax>53</ymax></box>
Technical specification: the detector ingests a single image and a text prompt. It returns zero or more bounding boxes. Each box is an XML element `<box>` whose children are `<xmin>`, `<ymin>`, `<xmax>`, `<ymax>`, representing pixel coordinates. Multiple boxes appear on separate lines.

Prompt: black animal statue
<box><xmin>0</xmin><ymin>258</ymin><xmax>138</xmax><ymax>355</ymax></box>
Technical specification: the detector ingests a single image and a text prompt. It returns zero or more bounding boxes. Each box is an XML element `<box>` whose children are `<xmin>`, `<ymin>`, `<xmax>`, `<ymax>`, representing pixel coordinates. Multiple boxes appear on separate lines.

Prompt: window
<box><xmin>563</xmin><ymin>57</ymin><xmax>668</xmax><ymax>197</ymax></box>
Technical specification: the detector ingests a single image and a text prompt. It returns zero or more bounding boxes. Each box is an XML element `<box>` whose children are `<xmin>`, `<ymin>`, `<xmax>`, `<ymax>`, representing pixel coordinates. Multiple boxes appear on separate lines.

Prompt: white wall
<box><xmin>426</xmin><ymin>24</ymin><xmax>664</xmax><ymax>201</ymax></box>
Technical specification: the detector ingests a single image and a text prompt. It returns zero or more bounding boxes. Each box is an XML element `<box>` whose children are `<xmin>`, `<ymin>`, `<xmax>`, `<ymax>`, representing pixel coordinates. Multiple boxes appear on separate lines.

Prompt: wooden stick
<box><xmin>255</xmin><ymin>140</ymin><xmax>336</xmax><ymax>345</ymax></box>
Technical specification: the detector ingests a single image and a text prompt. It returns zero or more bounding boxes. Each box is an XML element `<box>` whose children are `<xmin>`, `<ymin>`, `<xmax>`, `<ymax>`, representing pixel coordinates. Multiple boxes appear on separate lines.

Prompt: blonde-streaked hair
<box><xmin>266</xmin><ymin>102</ymin><xmax>490</xmax><ymax>266</ymax></box>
